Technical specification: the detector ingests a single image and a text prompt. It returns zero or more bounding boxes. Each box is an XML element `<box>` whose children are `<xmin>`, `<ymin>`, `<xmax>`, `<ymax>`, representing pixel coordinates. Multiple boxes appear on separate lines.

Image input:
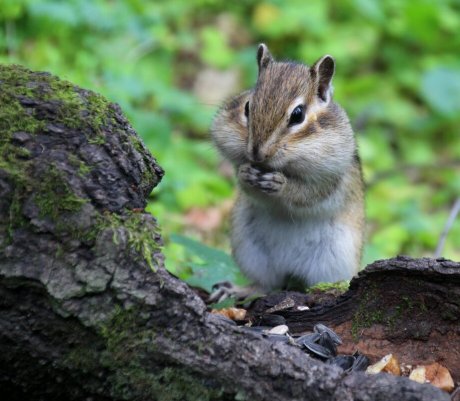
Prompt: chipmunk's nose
<box><xmin>248</xmin><ymin>144</ymin><xmax>265</xmax><ymax>163</ymax></box>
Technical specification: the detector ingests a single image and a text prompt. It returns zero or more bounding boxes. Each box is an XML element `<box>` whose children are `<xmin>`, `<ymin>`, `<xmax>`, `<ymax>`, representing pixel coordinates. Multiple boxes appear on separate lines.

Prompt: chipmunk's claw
<box><xmin>238</xmin><ymin>164</ymin><xmax>285</xmax><ymax>194</ymax></box>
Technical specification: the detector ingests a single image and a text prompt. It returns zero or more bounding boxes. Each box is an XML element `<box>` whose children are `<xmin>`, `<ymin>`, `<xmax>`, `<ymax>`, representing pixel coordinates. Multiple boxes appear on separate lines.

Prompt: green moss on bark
<box><xmin>128</xmin><ymin>133</ymin><xmax>158</xmax><ymax>187</ymax></box>
<box><xmin>7</xmin><ymin>184</ymin><xmax>28</xmax><ymax>239</ymax></box>
<box><xmin>34</xmin><ymin>164</ymin><xmax>87</xmax><ymax>220</ymax></box>
<box><xmin>94</xmin><ymin>308</ymin><xmax>225</xmax><ymax>401</ymax></box>
<box><xmin>65</xmin><ymin>346</ymin><xmax>101</xmax><ymax>374</ymax></box>
<box><xmin>0</xmin><ymin>65</ymin><xmax>116</xmax><ymax>243</ymax></box>
<box><xmin>67</xmin><ymin>154</ymin><xmax>92</xmax><ymax>177</ymax></box>
<box><xmin>351</xmin><ymin>286</ymin><xmax>384</xmax><ymax>339</ymax></box>
<box><xmin>306</xmin><ymin>280</ymin><xmax>350</xmax><ymax>294</ymax></box>
<box><xmin>0</xmin><ymin>65</ymin><xmax>107</xmax><ymax>240</ymax></box>
<box><xmin>97</xmin><ymin>211</ymin><xmax>161</xmax><ymax>272</ymax></box>
<box><xmin>351</xmin><ymin>285</ymin><xmax>434</xmax><ymax>340</ymax></box>
<box><xmin>0</xmin><ymin>64</ymin><xmax>110</xmax><ymax>144</ymax></box>
<box><xmin>1</xmin><ymin>63</ymin><xmax>162</xmax><ymax>274</ymax></box>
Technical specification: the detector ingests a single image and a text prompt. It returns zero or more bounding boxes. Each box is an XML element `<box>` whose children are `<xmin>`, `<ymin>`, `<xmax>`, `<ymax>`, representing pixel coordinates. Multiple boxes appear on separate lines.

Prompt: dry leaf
<box><xmin>409</xmin><ymin>366</ymin><xmax>426</xmax><ymax>384</ymax></box>
<box><xmin>265</xmin><ymin>297</ymin><xmax>295</xmax><ymax>313</ymax></box>
<box><xmin>409</xmin><ymin>363</ymin><xmax>454</xmax><ymax>393</ymax></box>
<box><xmin>366</xmin><ymin>354</ymin><xmax>400</xmax><ymax>375</ymax></box>
<box><xmin>425</xmin><ymin>363</ymin><xmax>454</xmax><ymax>393</ymax></box>
<box><xmin>211</xmin><ymin>307</ymin><xmax>246</xmax><ymax>321</ymax></box>
<box><xmin>383</xmin><ymin>354</ymin><xmax>401</xmax><ymax>375</ymax></box>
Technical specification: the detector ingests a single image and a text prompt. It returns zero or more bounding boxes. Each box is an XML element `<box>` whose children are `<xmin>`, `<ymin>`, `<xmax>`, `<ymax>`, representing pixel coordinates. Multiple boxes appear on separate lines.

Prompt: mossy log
<box><xmin>250</xmin><ymin>256</ymin><xmax>460</xmax><ymax>383</ymax></box>
<box><xmin>0</xmin><ymin>65</ymin><xmax>453</xmax><ymax>401</ymax></box>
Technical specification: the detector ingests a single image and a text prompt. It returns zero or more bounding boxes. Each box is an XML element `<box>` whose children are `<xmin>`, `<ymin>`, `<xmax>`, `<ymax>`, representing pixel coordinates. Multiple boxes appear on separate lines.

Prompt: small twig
<box><xmin>435</xmin><ymin>197</ymin><xmax>460</xmax><ymax>258</ymax></box>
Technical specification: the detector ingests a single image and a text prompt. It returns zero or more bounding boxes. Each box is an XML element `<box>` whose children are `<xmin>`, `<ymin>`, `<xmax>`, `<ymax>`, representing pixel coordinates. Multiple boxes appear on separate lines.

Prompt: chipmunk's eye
<box><xmin>289</xmin><ymin>105</ymin><xmax>305</xmax><ymax>126</ymax></box>
<box><xmin>244</xmin><ymin>101</ymin><xmax>249</xmax><ymax>118</ymax></box>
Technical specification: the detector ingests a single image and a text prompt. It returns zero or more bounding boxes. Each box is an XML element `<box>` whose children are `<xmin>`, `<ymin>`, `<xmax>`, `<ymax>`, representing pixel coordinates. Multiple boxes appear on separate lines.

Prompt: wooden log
<box><xmin>251</xmin><ymin>256</ymin><xmax>460</xmax><ymax>384</ymax></box>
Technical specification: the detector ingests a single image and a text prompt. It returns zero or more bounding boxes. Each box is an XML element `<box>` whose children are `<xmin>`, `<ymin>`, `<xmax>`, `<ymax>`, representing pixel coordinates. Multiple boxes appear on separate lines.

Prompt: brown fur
<box><xmin>250</xmin><ymin>62</ymin><xmax>313</xmax><ymax>143</ymax></box>
<box><xmin>210</xmin><ymin>44</ymin><xmax>366</xmax><ymax>289</ymax></box>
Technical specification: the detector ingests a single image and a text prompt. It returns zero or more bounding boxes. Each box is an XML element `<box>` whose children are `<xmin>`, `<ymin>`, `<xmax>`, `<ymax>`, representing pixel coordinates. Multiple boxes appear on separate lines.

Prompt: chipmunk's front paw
<box><xmin>238</xmin><ymin>164</ymin><xmax>286</xmax><ymax>194</ymax></box>
<box><xmin>256</xmin><ymin>171</ymin><xmax>286</xmax><ymax>193</ymax></box>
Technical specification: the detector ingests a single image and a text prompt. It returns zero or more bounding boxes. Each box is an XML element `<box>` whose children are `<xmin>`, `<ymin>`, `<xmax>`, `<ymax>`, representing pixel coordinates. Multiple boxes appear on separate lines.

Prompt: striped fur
<box><xmin>211</xmin><ymin>44</ymin><xmax>365</xmax><ymax>290</ymax></box>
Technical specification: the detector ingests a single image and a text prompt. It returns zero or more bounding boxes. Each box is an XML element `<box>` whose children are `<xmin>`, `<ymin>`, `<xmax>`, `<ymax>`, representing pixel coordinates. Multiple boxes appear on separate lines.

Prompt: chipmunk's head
<box><xmin>211</xmin><ymin>44</ymin><xmax>354</xmax><ymax>175</ymax></box>
<box><xmin>246</xmin><ymin>44</ymin><xmax>344</xmax><ymax>166</ymax></box>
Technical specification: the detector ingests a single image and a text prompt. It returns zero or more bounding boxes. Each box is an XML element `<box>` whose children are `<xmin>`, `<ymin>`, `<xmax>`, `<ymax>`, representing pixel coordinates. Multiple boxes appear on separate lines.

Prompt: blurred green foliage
<box><xmin>171</xmin><ymin>234</ymin><xmax>249</xmax><ymax>292</ymax></box>
<box><xmin>1</xmin><ymin>0</ymin><xmax>459</xmax><ymax>284</ymax></box>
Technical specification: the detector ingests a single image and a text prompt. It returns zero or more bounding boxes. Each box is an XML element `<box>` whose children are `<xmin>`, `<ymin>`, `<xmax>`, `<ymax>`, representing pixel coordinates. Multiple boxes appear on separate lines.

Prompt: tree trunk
<box><xmin>0</xmin><ymin>65</ymin><xmax>454</xmax><ymax>401</ymax></box>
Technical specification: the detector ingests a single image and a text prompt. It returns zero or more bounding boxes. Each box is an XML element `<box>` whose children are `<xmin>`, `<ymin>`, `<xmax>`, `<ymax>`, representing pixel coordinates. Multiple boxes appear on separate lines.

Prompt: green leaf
<box><xmin>200</xmin><ymin>27</ymin><xmax>234</xmax><ymax>69</ymax></box>
<box><xmin>171</xmin><ymin>234</ymin><xmax>249</xmax><ymax>292</ymax></box>
<box><xmin>421</xmin><ymin>68</ymin><xmax>460</xmax><ymax>116</ymax></box>
<box><xmin>209</xmin><ymin>298</ymin><xmax>236</xmax><ymax>310</ymax></box>
<box><xmin>352</xmin><ymin>0</ymin><xmax>384</xmax><ymax>23</ymax></box>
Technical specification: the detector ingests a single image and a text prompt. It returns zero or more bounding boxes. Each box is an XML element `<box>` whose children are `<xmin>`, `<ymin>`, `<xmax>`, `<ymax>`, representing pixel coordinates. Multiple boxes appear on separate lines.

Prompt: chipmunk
<box><xmin>211</xmin><ymin>44</ymin><xmax>364</xmax><ymax>291</ymax></box>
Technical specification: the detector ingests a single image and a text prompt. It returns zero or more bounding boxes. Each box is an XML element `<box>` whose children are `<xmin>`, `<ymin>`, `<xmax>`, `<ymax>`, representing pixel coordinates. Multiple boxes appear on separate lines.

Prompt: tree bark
<box><xmin>0</xmin><ymin>65</ymin><xmax>454</xmax><ymax>401</ymax></box>
<box><xmin>249</xmin><ymin>256</ymin><xmax>460</xmax><ymax>382</ymax></box>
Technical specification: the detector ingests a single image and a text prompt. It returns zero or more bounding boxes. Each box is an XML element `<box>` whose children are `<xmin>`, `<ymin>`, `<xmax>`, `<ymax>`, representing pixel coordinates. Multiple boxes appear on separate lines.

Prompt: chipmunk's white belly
<box><xmin>231</xmin><ymin>202</ymin><xmax>359</xmax><ymax>290</ymax></box>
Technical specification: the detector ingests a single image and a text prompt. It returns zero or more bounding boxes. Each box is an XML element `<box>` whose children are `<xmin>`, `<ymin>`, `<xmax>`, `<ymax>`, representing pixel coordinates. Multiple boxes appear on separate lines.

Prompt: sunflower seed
<box><xmin>318</xmin><ymin>332</ymin><xmax>337</xmax><ymax>356</ymax></box>
<box><xmin>351</xmin><ymin>353</ymin><xmax>369</xmax><ymax>372</ymax></box>
<box><xmin>303</xmin><ymin>341</ymin><xmax>334</xmax><ymax>359</ymax></box>
<box><xmin>295</xmin><ymin>333</ymin><xmax>320</xmax><ymax>346</ymax></box>
<box><xmin>313</xmin><ymin>323</ymin><xmax>342</xmax><ymax>345</ymax></box>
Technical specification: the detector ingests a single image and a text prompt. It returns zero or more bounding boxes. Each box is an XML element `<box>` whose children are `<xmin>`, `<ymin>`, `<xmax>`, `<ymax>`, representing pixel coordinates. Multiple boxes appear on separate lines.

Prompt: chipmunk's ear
<box><xmin>311</xmin><ymin>55</ymin><xmax>335</xmax><ymax>103</ymax></box>
<box><xmin>257</xmin><ymin>43</ymin><xmax>273</xmax><ymax>74</ymax></box>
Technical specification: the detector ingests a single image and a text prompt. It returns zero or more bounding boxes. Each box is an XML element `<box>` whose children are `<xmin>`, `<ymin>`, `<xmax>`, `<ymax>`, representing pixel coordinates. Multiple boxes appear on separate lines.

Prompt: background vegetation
<box><xmin>1</xmin><ymin>0</ymin><xmax>459</xmax><ymax>288</ymax></box>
